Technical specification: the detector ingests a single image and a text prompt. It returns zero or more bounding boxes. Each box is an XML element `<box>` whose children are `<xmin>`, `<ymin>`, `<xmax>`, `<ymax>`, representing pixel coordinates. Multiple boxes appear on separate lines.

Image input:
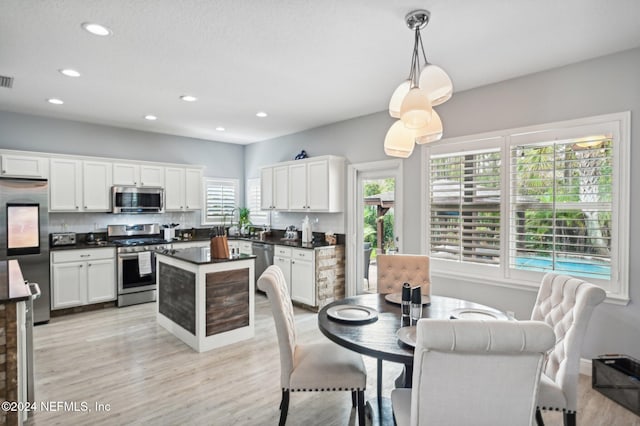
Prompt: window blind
<box><xmin>429</xmin><ymin>149</ymin><xmax>501</xmax><ymax>265</ymax></box>
<box><xmin>509</xmin><ymin>138</ymin><xmax>612</xmax><ymax>280</ymax></box>
<box><xmin>246</xmin><ymin>178</ymin><xmax>268</xmax><ymax>226</ymax></box>
<box><xmin>203</xmin><ymin>178</ymin><xmax>238</xmax><ymax>224</ymax></box>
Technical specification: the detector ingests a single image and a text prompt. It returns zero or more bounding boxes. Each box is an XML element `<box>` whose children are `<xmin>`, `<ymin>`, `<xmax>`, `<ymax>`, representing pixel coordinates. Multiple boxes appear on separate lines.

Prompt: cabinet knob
<box><xmin>84</xmin><ymin>206</ymin><xmax>88</xmax><ymax>209</ymax></box>
<box><xmin>79</xmin><ymin>264</ymin><xmax>83</xmax><ymax>268</ymax></box>
<box><xmin>140</xmin><ymin>182</ymin><xmax>144</xmax><ymax>186</ymax></box>
<box><xmin>76</xmin><ymin>206</ymin><xmax>79</xmax><ymax>209</ymax></box>
<box><xmin>80</xmin><ymin>254</ymin><xmax>90</xmax><ymax>258</ymax></box>
<box><xmin>180</xmin><ymin>206</ymin><xmax>183</xmax><ymax>209</ymax></box>
<box><xmin>2</xmin><ymin>170</ymin><xmax>5</xmax><ymax>174</ymax></box>
<box><xmin>88</xmin><ymin>263</ymin><xmax>91</xmax><ymax>267</ymax></box>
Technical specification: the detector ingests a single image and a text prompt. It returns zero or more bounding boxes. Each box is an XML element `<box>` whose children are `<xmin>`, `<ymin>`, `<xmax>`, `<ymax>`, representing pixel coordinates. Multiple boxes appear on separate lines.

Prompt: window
<box><xmin>202</xmin><ymin>178</ymin><xmax>238</xmax><ymax>225</ymax></box>
<box><xmin>423</xmin><ymin>113</ymin><xmax>630</xmax><ymax>301</ymax></box>
<box><xmin>246</xmin><ymin>178</ymin><xmax>269</xmax><ymax>226</ymax></box>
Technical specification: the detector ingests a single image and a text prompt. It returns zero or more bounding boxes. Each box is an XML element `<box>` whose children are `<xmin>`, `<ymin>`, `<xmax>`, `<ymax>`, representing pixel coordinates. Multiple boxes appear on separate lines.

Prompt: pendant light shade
<box><xmin>400</xmin><ymin>88</ymin><xmax>432</xmax><ymax>129</ymax></box>
<box><xmin>415</xmin><ymin>110</ymin><xmax>443</xmax><ymax>144</ymax></box>
<box><xmin>419</xmin><ymin>64</ymin><xmax>453</xmax><ymax>106</ymax></box>
<box><xmin>384</xmin><ymin>9</ymin><xmax>452</xmax><ymax>158</ymax></box>
<box><xmin>389</xmin><ymin>80</ymin><xmax>411</xmax><ymax>118</ymax></box>
<box><xmin>384</xmin><ymin>120</ymin><xmax>415</xmax><ymax>158</ymax></box>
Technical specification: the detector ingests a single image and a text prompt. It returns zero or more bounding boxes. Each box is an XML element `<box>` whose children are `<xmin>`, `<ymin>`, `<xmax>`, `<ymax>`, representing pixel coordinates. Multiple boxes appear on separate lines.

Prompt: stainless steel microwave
<box><xmin>112</xmin><ymin>186</ymin><xmax>164</xmax><ymax>214</ymax></box>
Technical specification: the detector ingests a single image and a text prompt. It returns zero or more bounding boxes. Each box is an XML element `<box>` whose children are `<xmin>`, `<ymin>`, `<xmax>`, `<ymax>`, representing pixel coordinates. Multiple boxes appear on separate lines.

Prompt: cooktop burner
<box><xmin>112</xmin><ymin>238</ymin><xmax>168</xmax><ymax>247</ymax></box>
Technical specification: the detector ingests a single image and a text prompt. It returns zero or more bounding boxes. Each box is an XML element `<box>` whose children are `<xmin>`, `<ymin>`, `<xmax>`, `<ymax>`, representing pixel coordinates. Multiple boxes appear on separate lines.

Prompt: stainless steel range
<box><xmin>108</xmin><ymin>223</ymin><xmax>171</xmax><ymax>307</ymax></box>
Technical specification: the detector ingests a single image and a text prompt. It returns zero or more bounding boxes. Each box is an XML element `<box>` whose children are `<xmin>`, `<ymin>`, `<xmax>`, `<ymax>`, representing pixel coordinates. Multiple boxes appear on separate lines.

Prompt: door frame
<box><xmin>346</xmin><ymin>159</ymin><xmax>403</xmax><ymax>296</ymax></box>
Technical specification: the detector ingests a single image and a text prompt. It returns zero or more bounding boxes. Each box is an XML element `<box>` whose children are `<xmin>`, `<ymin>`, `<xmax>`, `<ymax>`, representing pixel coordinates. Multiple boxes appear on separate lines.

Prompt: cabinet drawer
<box><xmin>239</xmin><ymin>242</ymin><xmax>253</xmax><ymax>254</ymax></box>
<box><xmin>292</xmin><ymin>248</ymin><xmax>314</xmax><ymax>261</ymax></box>
<box><xmin>52</xmin><ymin>248</ymin><xmax>115</xmax><ymax>263</ymax></box>
<box><xmin>275</xmin><ymin>246</ymin><xmax>292</xmax><ymax>257</ymax></box>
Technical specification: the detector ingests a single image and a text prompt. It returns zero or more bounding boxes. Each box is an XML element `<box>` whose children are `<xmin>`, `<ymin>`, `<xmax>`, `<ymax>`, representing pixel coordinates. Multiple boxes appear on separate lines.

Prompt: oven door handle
<box><xmin>118</xmin><ymin>251</ymin><xmax>155</xmax><ymax>259</ymax></box>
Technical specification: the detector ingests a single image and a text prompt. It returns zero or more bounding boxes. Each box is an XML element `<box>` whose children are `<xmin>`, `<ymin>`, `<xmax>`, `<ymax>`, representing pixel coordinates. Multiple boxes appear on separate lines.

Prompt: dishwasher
<box><xmin>252</xmin><ymin>242</ymin><xmax>274</xmax><ymax>290</ymax></box>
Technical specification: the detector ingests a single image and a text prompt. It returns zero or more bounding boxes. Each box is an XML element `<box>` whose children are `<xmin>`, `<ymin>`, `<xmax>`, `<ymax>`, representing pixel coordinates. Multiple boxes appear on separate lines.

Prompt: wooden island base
<box><xmin>155</xmin><ymin>249</ymin><xmax>255</xmax><ymax>352</ymax></box>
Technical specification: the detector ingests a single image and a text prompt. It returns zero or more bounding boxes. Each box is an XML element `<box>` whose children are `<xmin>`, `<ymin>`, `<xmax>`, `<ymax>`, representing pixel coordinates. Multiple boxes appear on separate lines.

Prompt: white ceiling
<box><xmin>1</xmin><ymin>1</ymin><xmax>639</xmax><ymax>145</ymax></box>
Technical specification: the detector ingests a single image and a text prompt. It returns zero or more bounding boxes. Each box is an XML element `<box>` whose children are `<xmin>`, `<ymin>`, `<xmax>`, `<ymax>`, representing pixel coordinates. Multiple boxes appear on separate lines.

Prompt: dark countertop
<box><xmin>0</xmin><ymin>260</ymin><xmax>33</xmax><ymax>303</ymax></box>
<box><xmin>156</xmin><ymin>247</ymin><xmax>256</xmax><ymax>265</ymax></box>
<box><xmin>50</xmin><ymin>241</ymin><xmax>116</xmax><ymax>251</ymax></box>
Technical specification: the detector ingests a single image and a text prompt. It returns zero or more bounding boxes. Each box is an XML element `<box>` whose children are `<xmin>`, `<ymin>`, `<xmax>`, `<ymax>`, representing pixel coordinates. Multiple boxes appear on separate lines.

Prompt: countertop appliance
<box><xmin>252</xmin><ymin>242</ymin><xmax>274</xmax><ymax>290</ymax></box>
<box><xmin>108</xmin><ymin>223</ymin><xmax>171</xmax><ymax>307</ymax></box>
<box><xmin>112</xmin><ymin>186</ymin><xmax>164</xmax><ymax>214</ymax></box>
<box><xmin>50</xmin><ymin>232</ymin><xmax>76</xmax><ymax>247</ymax></box>
<box><xmin>0</xmin><ymin>178</ymin><xmax>50</xmax><ymax>323</ymax></box>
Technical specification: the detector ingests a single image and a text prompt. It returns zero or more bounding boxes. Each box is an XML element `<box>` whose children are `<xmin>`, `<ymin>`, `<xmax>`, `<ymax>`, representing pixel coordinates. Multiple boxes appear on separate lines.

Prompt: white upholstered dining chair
<box><xmin>391</xmin><ymin>319</ymin><xmax>556</xmax><ymax>426</ymax></box>
<box><xmin>532</xmin><ymin>273</ymin><xmax>606</xmax><ymax>426</ymax></box>
<box><xmin>257</xmin><ymin>265</ymin><xmax>367</xmax><ymax>426</ymax></box>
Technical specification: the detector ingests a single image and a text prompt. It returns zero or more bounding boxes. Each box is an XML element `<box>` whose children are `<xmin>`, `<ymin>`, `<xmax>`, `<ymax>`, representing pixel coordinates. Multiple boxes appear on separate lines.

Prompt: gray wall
<box><xmin>246</xmin><ymin>47</ymin><xmax>640</xmax><ymax>358</ymax></box>
<box><xmin>0</xmin><ymin>111</ymin><xmax>245</xmax><ymax>180</ymax></box>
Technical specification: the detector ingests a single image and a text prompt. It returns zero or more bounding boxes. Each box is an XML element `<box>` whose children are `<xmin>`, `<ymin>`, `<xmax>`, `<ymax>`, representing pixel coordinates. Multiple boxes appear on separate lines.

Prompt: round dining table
<box><xmin>318</xmin><ymin>293</ymin><xmax>507</xmax><ymax>425</ymax></box>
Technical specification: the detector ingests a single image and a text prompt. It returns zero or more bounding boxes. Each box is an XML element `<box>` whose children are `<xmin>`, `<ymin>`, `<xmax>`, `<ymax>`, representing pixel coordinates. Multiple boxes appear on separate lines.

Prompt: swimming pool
<box><xmin>514</xmin><ymin>256</ymin><xmax>610</xmax><ymax>279</ymax></box>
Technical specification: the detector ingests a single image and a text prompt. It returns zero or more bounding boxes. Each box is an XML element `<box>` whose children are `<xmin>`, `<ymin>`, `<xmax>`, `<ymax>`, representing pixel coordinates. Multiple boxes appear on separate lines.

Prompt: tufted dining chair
<box><xmin>375</xmin><ymin>254</ymin><xmax>431</xmax><ymax>394</ymax></box>
<box><xmin>391</xmin><ymin>319</ymin><xmax>556</xmax><ymax>426</ymax></box>
<box><xmin>257</xmin><ymin>265</ymin><xmax>367</xmax><ymax>426</ymax></box>
<box><xmin>532</xmin><ymin>273</ymin><xmax>606</xmax><ymax>426</ymax></box>
<box><xmin>376</xmin><ymin>254</ymin><xmax>431</xmax><ymax>295</ymax></box>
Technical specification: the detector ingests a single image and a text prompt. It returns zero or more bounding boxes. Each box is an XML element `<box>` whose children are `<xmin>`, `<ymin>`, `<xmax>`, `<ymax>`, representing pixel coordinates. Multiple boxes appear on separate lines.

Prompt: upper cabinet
<box><xmin>260</xmin><ymin>165</ymin><xmax>289</xmax><ymax>210</ymax></box>
<box><xmin>261</xmin><ymin>155</ymin><xmax>345</xmax><ymax>213</ymax></box>
<box><xmin>113</xmin><ymin>163</ymin><xmax>164</xmax><ymax>187</ymax></box>
<box><xmin>50</xmin><ymin>159</ymin><xmax>112</xmax><ymax>212</ymax></box>
<box><xmin>165</xmin><ymin>167</ymin><xmax>202</xmax><ymax>211</ymax></box>
<box><xmin>0</xmin><ymin>154</ymin><xmax>48</xmax><ymax>178</ymax></box>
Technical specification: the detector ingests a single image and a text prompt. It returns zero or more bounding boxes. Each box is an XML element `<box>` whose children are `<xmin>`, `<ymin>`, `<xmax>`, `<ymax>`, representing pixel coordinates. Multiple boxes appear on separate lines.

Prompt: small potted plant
<box><xmin>238</xmin><ymin>207</ymin><xmax>251</xmax><ymax>236</ymax></box>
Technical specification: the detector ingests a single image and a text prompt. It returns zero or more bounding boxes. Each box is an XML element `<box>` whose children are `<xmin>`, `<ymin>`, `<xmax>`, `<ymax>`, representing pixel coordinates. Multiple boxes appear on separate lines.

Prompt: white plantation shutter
<box><xmin>203</xmin><ymin>178</ymin><xmax>238</xmax><ymax>224</ymax></box>
<box><xmin>429</xmin><ymin>149</ymin><xmax>501</xmax><ymax>265</ymax></box>
<box><xmin>509</xmin><ymin>137</ymin><xmax>613</xmax><ymax>280</ymax></box>
<box><xmin>424</xmin><ymin>113</ymin><xmax>629</xmax><ymax>299</ymax></box>
<box><xmin>246</xmin><ymin>178</ymin><xmax>268</xmax><ymax>226</ymax></box>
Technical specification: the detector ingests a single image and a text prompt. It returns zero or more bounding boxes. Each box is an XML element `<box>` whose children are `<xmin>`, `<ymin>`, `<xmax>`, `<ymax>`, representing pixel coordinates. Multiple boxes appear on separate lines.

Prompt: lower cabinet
<box><xmin>275</xmin><ymin>246</ymin><xmax>316</xmax><ymax>306</ymax></box>
<box><xmin>51</xmin><ymin>248</ymin><xmax>116</xmax><ymax>309</ymax></box>
<box><xmin>291</xmin><ymin>249</ymin><xmax>315</xmax><ymax>306</ymax></box>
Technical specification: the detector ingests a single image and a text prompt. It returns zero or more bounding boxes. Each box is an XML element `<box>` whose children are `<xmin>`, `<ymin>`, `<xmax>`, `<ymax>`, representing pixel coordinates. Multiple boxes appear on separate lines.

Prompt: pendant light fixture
<box><xmin>384</xmin><ymin>10</ymin><xmax>452</xmax><ymax>157</ymax></box>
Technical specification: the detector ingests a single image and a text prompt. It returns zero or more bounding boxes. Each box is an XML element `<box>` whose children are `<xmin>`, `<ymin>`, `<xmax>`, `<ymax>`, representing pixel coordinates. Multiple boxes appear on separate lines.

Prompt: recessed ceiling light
<box><xmin>256</xmin><ymin>111</ymin><xmax>268</xmax><ymax>118</ymax></box>
<box><xmin>144</xmin><ymin>115</ymin><xmax>157</xmax><ymax>121</ymax></box>
<box><xmin>180</xmin><ymin>95</ymin><xmax>198</xmax><ymax>102</ymax></box>
<box><xmin>47</xmin><ymin>98</ymin><xmax>64</xmax><ymax>105</ymax></box>
<box><xmin>215</xmin><ymin>127</ymin><xmax>225</xmax><ymax>131</ymax></box>
<box><xmin>81</xmin><ymin>22</ymin><xmax>112</xmax><ymax>36</ymax></box>
<box><xmin>59</xmin><ymin>69</ymin><xmax>81</xmax><ymax>78</ymax></box>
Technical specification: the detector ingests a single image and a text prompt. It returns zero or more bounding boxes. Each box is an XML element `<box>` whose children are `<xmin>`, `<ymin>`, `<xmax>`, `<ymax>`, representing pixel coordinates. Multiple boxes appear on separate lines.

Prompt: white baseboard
<box><xmin>580</xmin><ymin>358</ymin><xmax>592</xmax><ymax>376</ymax></box>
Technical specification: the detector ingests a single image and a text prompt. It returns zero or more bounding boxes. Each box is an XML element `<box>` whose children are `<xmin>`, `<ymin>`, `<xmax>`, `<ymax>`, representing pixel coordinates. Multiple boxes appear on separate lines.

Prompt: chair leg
<box><xmin>563</xmin><ymin>412</ymin><xmax>576</xmax><ymax>426</ymax></box>
<box><xmin>351</xmin><ymin>390</ymin><xmax>357</xmax><ymax>407</ymax></box>
<box><xmin>279</xmin><ymin>389</ymin><xmax>289</xmax><ymax>426</ymax></box>
<box><xmin>357</xmin><ymin>390</ymin><xmax>365</xmax><ymax>426</ymax></box>
<box><xmin>377</xmin><ymin>358</ymin><xmax>383</xmax><ymax>406</ymax></box>
<box><xmin>535</xmin><ymin>408</ymin><xmax>544</xmax><ymax>426</ymax></box>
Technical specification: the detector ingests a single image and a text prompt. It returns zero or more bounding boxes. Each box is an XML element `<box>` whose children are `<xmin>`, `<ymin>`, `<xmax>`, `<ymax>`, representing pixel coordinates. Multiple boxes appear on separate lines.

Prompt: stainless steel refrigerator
<box><xmin>0</xmin><ymin>178</ymin><xmax>50</xmax><ymax>323</ymax></box>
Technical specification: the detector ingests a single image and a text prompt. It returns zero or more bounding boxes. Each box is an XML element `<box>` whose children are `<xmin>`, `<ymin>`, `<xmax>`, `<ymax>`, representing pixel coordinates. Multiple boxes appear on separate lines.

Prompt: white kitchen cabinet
<box><xmin>165</xmin><ymin>167</ymin><xmax>202</xmax><ymax>211</ymax></box>
<box><xmin>82</xmin><ymin>161</ymin><xmax>113</xmax><ymax>211</ymax></box>
<box><xmin>290</xmin><ymin>248</ymin><xmax>315</xmax><ymax>306</ymax></box>
<box><xmin>50</xmin><ymin>158</ymin><xmax>111</xmax><ymax>212</ymax></box>
<box><xmin>86</xmin><ymin>259</ymin><xmax>117</xmax><ymax>303</ymax></box>
<box><xmin>260</xmin><ymin>166</ymin><xmax>289</xmax><ymax>210</ymax></box>
<box><xmin>288</xmin><ymin>157</ymin><xmax>344</xmax><ymax>212</ymax></box>
<box><xmin>0</xmin><ymin>154</ymin><xmax>48</xmax><ymax>178</ymax></box>
<box><xmin>239</xmin><ymin>241</ymin><xmax>253</xmax><ymax>255</ymax></box>
<box><xmin>274</xmin><ymin>246</ymin><xmax>315</xmax><ymax>306</ymax></box>
<box><xmin>51</xmin><ymin>248</ymin><xmax>116</xmax><ymax>309</ymax></box>
<box><xmin>261</xmin><ymin>156</ymin><xmax>344</xmax><ymax>212</ymax></box>
<box><xmin>274</xmin><ymin>245</ymin><xmax>292</xmax><ymax>295</ymax></box>
<box><xmin>49</xmin><ymin>158</ymin><xmax>82</xmax><ymax>211</ymax></box>
<box><xmin>51</xmin><ymin>262</ymin><xmax>84</xmax><ymax>309</ymax></box>
<box><xmin>113</xmin><ymin>163</ymin><xmax>164</xmax><ymax>187</ymax></box>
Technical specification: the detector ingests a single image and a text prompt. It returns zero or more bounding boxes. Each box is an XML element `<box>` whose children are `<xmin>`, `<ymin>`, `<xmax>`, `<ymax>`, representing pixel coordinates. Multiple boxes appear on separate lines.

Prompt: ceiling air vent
<box><xmin>0</xmin><ymin>75</ymin><xmax>14</xmax><ymax>89</ymax></box>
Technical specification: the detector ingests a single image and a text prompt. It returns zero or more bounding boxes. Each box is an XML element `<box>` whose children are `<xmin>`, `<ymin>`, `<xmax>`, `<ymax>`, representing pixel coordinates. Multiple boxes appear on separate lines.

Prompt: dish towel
<box><xmin>138</xmin><ymin>251</ymin><xmax>152</xmax><ymax>276</ymax></box>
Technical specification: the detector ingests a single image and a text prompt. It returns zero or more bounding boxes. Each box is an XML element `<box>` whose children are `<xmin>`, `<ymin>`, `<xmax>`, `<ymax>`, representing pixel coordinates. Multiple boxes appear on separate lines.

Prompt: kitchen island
<box><xmin>155</xmin><ymin>248</ymin><xmax>256</xmax><ymax>353</ymax></box>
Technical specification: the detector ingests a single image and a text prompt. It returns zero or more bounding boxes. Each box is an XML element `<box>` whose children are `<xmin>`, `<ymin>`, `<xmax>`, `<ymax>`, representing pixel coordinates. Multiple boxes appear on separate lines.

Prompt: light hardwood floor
<box><xmin>26</xmin><ymin>294</ymin><xmax>639</xmax><ymax>425</ymax></box>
